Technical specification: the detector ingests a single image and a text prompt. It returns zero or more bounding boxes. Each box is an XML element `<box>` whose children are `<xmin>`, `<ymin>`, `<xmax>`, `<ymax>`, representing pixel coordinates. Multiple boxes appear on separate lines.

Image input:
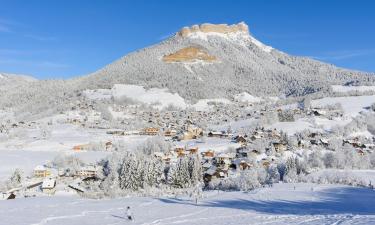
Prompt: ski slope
<box><xmin>1</xmin><ymin>183</ymin><xmax>375</xmax><ymax>225</ymax></box>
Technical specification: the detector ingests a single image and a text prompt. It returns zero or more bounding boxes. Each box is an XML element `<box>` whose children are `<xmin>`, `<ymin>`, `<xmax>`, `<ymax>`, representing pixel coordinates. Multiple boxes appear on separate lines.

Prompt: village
<box><xmin>2</xmin><ymin>97</ymin><xmax>374</xmax><ymax>200</ymax></box>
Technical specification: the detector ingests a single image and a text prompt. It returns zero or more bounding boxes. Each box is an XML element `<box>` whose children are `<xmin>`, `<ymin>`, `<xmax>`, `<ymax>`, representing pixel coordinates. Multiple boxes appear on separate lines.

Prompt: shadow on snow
<box><xmin>158</xmin><ymin>187</ymin><xmax>375</xmax><ymax>215</ymax></box>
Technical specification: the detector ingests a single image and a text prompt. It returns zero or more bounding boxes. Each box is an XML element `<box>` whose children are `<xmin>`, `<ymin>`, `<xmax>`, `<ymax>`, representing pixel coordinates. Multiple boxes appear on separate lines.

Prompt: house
<box><xmin>320</xmin><ymin>138</ymin><xmax>329</xmax><ymax>147</ymax></box>
<box><xmin>215</xmin><ymin>153</ymin><xmax>235</xmax><ymax>165</ymax></box>
<box><xmin>261</xmin><ymin>159</ymin><xmax>271</xmax><ymax>168</ymax></box>
<box><xmin>164</xmin><ymin>129</ymin><xmax>177</xmax><ymax>137</ymax></box>
<box><xmin>272</xmin><ymin>142</ymin><xmax>287</xmax><ymax>153</ymax></box>
<box><xmin>357</xmin><ymin>149</ymin><xmax>366</xmax><ymax>156</ymax></box>
<box><xmin>77</xmin><ymin>165</ymin><xmax>97</xmax><ymax>178</ymax></box>
<box><xmin>106</xmin><ymin>130</ymin><xmax>125</xmax><ymax>136</ymax></box>
<box><xmin>42</xmin><ymin>177</ymin><xmax>56</xmax><ymax>195</ymax></box>
<box><xmin>186</xmin><ymin>147</ymin><xmax>199</xmax><ymax>154</ymax></box>
<box><xmin>202</xmin><ymin>150</ymin><xmax>215</xmax><ymax>158</ymax></box>
<box><xmin>72</xmin><ymin>144</ymin><xmax>90</xmax><ymax>151</ymax></box>
<box><xmin>239</xmin><ymin>160</ymin><xmax>252</xmax><ymax>170</ymax></box>
<box><xmin>143</xmin><ymin>127</ymin><xmax>159</xmax><ymax>136</ymax></box>
<box><xmin>105</xmin><ymin>141</ymin><xmax>113</xmax><ymax>151</ymax></box>
<box><xmin>1</xmin><ymin>193</ymin><xmax>16</xmax><ymax>200</ymax></box>
<box><xmin>208</xmin><ymin>131</ymin><xmax>223</xmax><ymax>138</ymax></box>
<box><xmin>181</xmin><ymin>126</ymin><xmax>203</xmax><ymax>140</ymax></box>
<box><xmin>34</xmin><ymin>165</ymin><xmax>50</xmax><ymax>178</ymax></box>
<box><xmin>311</xmin><ymin>109</ymin><xmax>326</xmax><ymax>116</ymax></box>
<box><xmin>233</xmin><ymin>136</ymin><xmax>247</xmax><ymax>146</ymax></box>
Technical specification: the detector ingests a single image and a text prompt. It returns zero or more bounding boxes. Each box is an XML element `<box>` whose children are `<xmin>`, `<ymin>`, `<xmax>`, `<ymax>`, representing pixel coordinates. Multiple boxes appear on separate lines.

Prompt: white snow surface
<box><xmin>2</xmin><ymin>183</ymin><xmax>375</xmax><ymax>225</ymax></box>
<box><xmin>234</xmin><ymin>92</ymin><xmax>263</xmax><ymax>103</ymax></box>
<box><xmin>312</xmin><ymin>95</ymin><xmax>375</xmax><ymax>117</ymax></box>
<box><xmin>112</xmin><ymin>84</ymin><xmax>187</xmax><ymax>110</ymax></box>
<box><xmin>332</xmin><ymin>85</ymin><xmax>375</xmax><ymax>93</ymax></box>
<box><xmin>186</xmin><ymin>31</ymin><xmax>273</xmax><ymax>53</ymax></box>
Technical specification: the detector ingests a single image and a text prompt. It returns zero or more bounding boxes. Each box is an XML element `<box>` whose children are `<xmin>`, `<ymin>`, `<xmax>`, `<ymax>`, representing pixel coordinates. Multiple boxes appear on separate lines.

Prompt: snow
<box><xmin>2</xmin><ymin>183</ymin><xmax>375</xmax><ymax>225</ymax></box>
<box><xmin>186</xmin><ymin>31</ymin><xmax>273</xmax><ymax>53</ymax></box>
<box><xmin>193</xmin><ymin>98</ymin><xmax>232</xmax><ymax>111</ymax></box>
<box><xmin>82</xmin><ymin>89</ymin><xmax>112</xmax><ymax>100</ymax></box>
<box><xmin>249</xmin><ymin>35</ymin><xmax>274</xmax><ymax>53</ymax></box>
<box><xmin>112</xmin><ymin>84</ymin><xmax>187</xmax><ymax>110</ymax></box>
<box><xmin>312</xmin><ymin>95</ymin><xmax>375</xmax><ymax>117</ymax></box>
<box><xmin>332</xmin><ymin>85</ymin><xmax>375</xmax><ymax>93</ymax></box>
<box><xmin>234</xmin><ymin>92</ymin><xmax>262</xmax><ymax>103</ymax></box>
<box><xmin>268</xmin><ymin>119</ymin><xmax>321</xmax><ymax>136</ymax></box>
<box><xmin>176</xmin><ymin>137</ymin><xmax>240</xmax><ymax>153</ymax></box>
<box><xmin>210</xmin><ymin>118</ymin><xmax>256</xmax><ymax>132</ymax></box>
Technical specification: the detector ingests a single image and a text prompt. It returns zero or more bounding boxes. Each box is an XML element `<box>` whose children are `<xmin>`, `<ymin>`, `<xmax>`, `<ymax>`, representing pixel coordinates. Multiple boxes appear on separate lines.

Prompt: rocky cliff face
<box><xmin>178</xmin><ymin>22</ymin><xmax>249</xmax><ymax>37</ymax></box>
<box><xmin>162</xmin><ymin>47</ymin><xmax>217</xmax><ymax>63</ymax></box>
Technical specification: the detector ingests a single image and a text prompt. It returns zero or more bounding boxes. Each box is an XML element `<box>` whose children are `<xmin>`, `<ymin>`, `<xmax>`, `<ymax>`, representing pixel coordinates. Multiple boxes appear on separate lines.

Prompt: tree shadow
<box><xmin>158</xmin><ymin>187</ymin><xmax>375</xmax><ymax>215</ymax></box>
<box><xmin>111</xmin><ymin>214</ymin><xmax>127</xmax><ymax>220</ymax></box>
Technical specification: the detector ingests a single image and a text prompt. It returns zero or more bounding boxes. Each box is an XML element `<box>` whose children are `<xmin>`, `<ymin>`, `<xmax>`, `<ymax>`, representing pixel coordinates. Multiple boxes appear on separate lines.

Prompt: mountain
<box><xmin>1</xmin><ymin>22</ymin><xmax>375</xmax><ymax>118</ymax></box>
<box><xmin>0</xmin><ymin>73</ymin><xmax>36</xmax><ymax>90</ymax></box>
<box><xmin>83</xmin><ymin>22</ymin><xmax>375</xmax><ymax>101</ymax></box>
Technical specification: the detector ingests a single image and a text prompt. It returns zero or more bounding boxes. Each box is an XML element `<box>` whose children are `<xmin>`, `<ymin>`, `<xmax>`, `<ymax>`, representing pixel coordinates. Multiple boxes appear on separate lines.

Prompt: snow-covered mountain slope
<box><xmin>1</xmin><ymin>22</ymin><xmax>375</xmax><ymax>118</ymax></box>
<box><xmin>84</xmin><ymin>22</ymin><xmax>375</xmax><ymax>101</ymax></box>
<box><xmin>0</xmin><ymin>73</ymin><xmax>36</xmax><ymax>90</ymax></box>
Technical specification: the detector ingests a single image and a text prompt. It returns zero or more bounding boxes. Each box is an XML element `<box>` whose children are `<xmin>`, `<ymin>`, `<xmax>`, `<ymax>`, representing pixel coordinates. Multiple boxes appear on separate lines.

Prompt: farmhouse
<box><xmin>34</xmin><ymin>165</ymin><xmax>50</xmax><ymax>178</ymax></box>
<box><xmin>77</xmin><ymin>165</ymin><xmax>98</xmax><ymax>178</ymax></box>
<box><xmin>143</xmin><ymin>127</ymin><xmax>159</xmax><ymax>135</ymax></box>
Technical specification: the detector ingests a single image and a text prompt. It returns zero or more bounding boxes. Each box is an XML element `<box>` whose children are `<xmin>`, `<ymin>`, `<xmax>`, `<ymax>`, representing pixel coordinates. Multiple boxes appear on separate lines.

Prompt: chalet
<box><xmin>357</xmin><ymin>149</ymin><xmax>365</xmax><ymax>156</ymax></box>
<box><xmin>272</xmin><ymin>142</ymin><xmax>287</xmax><ymax>153</ymax></box>
<box><xmin>105</xmin><ymin>141</ymin><xmax>113</xmax><ymax>151</ymax></box>
<box><xmin>34</xmin><ymin>165</ymin><xmax>50</xmax><ymax>178</ymax></box>
<box><xmin>239</xmin><ymin>160</ymin><xmax>252</xmax><ymax>170</ymax></box>
<box><xmin>72</xmin><ymin>144</ymin><xmax>91</xmax><ymax>151</ymax></box>
<box><xmin>186</xmin><ymin>147</ymin><xmax>199</xmax><ymax>155</ymax></box>
<box><xmin>261</xmin><ymin>159</ymin><xmax>271</xmax><ymax>168</ymax></box>
<box><xmin>174</xmin><ymin>147</ymin><xmax>186</xmax><ymax>157</ymax></box>
<box><xmin>311</xmin><ymin>109</ymin><xmax>326</xmax><ymax>116</ymax></box>
<box><xmin>164</xmin><ymin>129</ymin><xmax>177</xmax><ymax>137</ymax></box>
<box><xmin>202</xmin><ymin>150</ymin><xmax>215</xmax><ymax>158</ymax></box>
<box><xmin>106</xmin><ymin>130</ymin><xmax>125</xmax><ymax>136</ymax></box>
<box><xmin>77</xmin><ymin>165</ymin><xmax>97</xmax><ymax>178</ymax></box>
<box><xmin>143</xmin><ymin>127</ymin><xmax>159</xmax><ymax>136</ymax></box>
<box><xmin>181</xmin><ymin>126</ymin><xmax>203</xmax><ymax>140</ymax></box>
<box><xmin>320</xmin><ymin>138</ymin><xmax>329</xmax><ymax>147</ymax></box>
<box><xmin>233</xmin><ymin>136</ymin><xmax>247</xmax><ymax>146</ymax></box>
<box><xmin>215</xmin><ymin>153</ymin><xmax>235</xmax><ymax>165</ymax></box>
<box><xmin>42</xmin><ymin>177</ymin><xmax>56</xmax><ymax>195</ymax></box>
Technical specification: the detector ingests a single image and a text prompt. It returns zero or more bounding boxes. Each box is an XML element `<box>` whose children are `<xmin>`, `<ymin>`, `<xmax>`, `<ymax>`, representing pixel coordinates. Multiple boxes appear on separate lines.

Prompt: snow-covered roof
<box><xmin>34</xmin><ymin>165</ymin><xmax>46</xmax><ymax>171</ymax></box>
<box><xmin>42</xmin><ymin>178</ymin><xmax>56</xmax><ymax>189</ymax></box>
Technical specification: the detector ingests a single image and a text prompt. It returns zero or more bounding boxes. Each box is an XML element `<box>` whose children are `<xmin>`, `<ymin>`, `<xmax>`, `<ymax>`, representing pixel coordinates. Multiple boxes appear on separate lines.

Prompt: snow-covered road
<box><xmin>1</xmin><ymin>183</ymin><xmax>375</xmax><ymax>225</ymax></box>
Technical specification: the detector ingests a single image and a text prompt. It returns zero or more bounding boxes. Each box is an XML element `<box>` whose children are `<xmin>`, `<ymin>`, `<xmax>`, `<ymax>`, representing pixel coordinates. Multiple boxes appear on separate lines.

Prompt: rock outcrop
<box><xmin>163</xmin><ymin>47</ymin><xmax>216</xmax><ymax>62</ymax></box>
<box><xmin>178</xmin><ymin>22</ymin><xmax>249</xmax><ymax>37</ymax></box>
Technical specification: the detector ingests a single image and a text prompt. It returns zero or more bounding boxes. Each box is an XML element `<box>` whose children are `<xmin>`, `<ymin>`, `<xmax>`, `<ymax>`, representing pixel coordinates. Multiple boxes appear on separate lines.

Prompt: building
<box><xmin>77</xmin><ymin>165</ymin><xmax>98</xmax><ymax>178</ymax></box>
<box><xmin>42</xmin><ymin>177</ymin><xmax>56</xmax><ymax>195</ymax></box>
<box><xmin>72</xmin><ymin>144</ymin><xmax>90</xmax><ymax>151</ymax></box>
<box><xmin>143</xmin><ymin>127</ymin><xmax>159</xmax><ymax>135</ymax></box>
<box><xmin>34</xmin><ymin>165</ymin><xmax>50</xmax><ymax>178</ymax></box>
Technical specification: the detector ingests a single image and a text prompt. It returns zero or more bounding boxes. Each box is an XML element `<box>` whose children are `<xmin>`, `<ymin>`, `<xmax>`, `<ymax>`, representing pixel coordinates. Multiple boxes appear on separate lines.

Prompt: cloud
<box><xmin>311</xmin><ymin>49</ymin><xmax>375</xmax><ymax>61</ymax></box>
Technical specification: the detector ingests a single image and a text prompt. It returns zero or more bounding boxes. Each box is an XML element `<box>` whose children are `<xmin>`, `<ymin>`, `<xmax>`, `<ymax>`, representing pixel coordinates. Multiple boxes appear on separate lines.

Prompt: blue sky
<box><xmin>0</xmin><ymin>0</ymin><xmax>374</xmax><ymax>79</ymax></box>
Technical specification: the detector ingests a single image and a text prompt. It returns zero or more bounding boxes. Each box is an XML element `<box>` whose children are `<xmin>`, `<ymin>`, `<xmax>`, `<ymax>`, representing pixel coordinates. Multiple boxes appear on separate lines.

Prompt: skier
<box><xmin>126</xmin><ymin>206</ymin><xmax>133</xmax><ymax>221</ymax></box>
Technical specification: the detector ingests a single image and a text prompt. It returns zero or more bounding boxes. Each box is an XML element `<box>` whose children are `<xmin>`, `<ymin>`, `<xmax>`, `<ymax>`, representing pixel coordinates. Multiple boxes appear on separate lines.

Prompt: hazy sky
<box><xmin>0</xmin><ymin>0</ymin><xmax>374</xmax><ymax>79</ymax></box>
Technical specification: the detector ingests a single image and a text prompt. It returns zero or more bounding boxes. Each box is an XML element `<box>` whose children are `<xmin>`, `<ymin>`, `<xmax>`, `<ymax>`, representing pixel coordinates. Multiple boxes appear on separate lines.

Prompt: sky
<box><xmin>0</xmin><ymin>0</ymin><xmax>374</xmax><ymax>79</ymax></box>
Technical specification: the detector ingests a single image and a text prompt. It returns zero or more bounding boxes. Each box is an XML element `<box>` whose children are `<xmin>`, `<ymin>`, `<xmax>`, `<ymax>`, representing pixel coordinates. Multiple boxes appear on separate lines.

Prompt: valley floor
<box><xmin>1</xmin><ymin>183</ymin><xmax>375</xmax><ymax>225</ymax></box>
